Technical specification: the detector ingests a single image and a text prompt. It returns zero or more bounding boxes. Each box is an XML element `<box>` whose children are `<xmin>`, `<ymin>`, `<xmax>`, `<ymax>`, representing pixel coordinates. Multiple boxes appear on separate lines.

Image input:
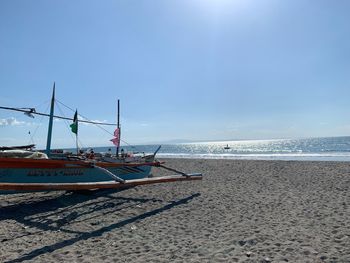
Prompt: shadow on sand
<box><xmin>0</xmin><ymin>189</ymin><xmax>200</xmax><ymax>263</ymax></box>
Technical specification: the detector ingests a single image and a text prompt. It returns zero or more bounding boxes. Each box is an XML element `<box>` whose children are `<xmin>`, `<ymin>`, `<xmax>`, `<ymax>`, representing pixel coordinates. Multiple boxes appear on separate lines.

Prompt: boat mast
<box><xmin>116</xmin><ymin>99</ymin><xmax>121</xmax><ymax>157</ymax></box>
<box><xmin>45</xmin><ymin>83</ymin><xmax>55</xmax><ymax>156</ymax></box>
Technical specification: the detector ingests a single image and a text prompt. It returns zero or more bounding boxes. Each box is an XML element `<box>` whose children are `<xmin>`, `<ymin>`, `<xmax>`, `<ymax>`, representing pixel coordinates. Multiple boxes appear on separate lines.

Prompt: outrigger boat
<box><xmin>0</xmin><ymin>85</ymin><xmax>202</xmax><ymax>194</ymax></box>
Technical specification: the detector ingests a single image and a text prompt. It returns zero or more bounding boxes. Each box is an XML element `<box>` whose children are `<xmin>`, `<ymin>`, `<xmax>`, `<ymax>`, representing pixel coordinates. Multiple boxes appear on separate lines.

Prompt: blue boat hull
<box><xmin>0</xmin><ymin>165</ymin><xmax>152</xmax><ymax>183</ymax></box>
<box><xmin>0</xmin><ymin>157</ymin><xmax>155</xmax><ymax>194</ymax></box>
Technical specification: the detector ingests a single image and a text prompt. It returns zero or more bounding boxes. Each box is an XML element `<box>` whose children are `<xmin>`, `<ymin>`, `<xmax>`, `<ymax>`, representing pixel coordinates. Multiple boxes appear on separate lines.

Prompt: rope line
<box><xmin>55</xmin><ymin>99</ymin><xmax>144</xmax><ymax>153</ymax></box>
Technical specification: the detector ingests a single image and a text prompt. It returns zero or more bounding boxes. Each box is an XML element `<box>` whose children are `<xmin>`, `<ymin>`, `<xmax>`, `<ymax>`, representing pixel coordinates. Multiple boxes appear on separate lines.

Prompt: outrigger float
<box><xmin>0</xmin><ymin>84</ymin><xmax>202</xmax><ymax>194</ymax></box>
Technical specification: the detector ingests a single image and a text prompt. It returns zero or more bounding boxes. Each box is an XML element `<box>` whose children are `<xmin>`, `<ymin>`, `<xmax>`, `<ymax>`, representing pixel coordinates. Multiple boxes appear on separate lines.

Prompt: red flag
<box><xmin>110</xmin><ymin>137</ymin><xmax>119</xmax><ymax>147</ymax></box>
<box><xmin>114</xmin><ymin>128</ymin><xmax>120</xmax><ymax>138</ymax></box>
<box><xmin>110</xmin><ymin>128</ymin><xmax>120</xmax><ymax>146</ymax></box>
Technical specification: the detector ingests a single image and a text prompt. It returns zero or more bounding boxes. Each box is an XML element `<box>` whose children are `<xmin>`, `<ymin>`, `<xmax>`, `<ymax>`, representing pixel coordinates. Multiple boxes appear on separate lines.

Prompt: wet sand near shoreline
<box><xmin>1</xmin><ymin>159</ymin><xmax>350</xmax><ymax>262</ymax></box>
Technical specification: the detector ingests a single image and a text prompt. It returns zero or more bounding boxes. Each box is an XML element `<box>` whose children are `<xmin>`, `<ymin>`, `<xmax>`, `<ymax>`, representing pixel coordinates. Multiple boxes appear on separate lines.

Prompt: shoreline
<box><xmin>158</xmin><ymin>154</ymin><xmax>350</xmax><ymax>162</ymax></box>
<box><xmin>1</xmin><ymin>159</ymin><xmax>349</xmax><ymax>262</ymax></box>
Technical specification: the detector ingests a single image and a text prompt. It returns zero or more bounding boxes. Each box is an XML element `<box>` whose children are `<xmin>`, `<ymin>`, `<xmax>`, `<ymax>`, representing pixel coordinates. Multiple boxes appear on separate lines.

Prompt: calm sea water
<box><xmin>86</xmin><ymin>136</ymin><xmax>350</xmax><ymax>161</ymax></box>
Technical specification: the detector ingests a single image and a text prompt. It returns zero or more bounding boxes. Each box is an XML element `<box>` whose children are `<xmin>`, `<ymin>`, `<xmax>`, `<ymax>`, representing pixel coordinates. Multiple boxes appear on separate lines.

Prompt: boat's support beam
<box><xmin>90</xmin><ymin>163</ymin><xmax>125</xmax><ymax>183</ymax></box>
<box><xmin>0</xmin><ymin>174</ymin><xmax>202</xmax><ymax>192</ymax></box>
<box><xmin>153</xmin><ymin>145</ymin><xmax>162</xmax><ymax>155</ymax></box>
<box><xmin>156</xmin><ymin>164</ymin><xmax>193</xmax><ymax>177</ymax></box>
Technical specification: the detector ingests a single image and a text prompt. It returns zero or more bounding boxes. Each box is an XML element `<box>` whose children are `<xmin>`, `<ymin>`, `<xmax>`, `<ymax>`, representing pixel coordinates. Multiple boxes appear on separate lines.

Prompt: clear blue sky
<box><xmin>1</xmin><ymin>0</ymin><xmax>350</xmax><ymax>148</ymax></box>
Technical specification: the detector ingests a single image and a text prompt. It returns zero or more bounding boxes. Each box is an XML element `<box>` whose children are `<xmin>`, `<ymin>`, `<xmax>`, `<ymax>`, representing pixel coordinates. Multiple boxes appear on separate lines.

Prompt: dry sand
<box><xmin>0</xmin><ymin>159</ymin><xmax>350</xmax><ymax>263</ymax></box>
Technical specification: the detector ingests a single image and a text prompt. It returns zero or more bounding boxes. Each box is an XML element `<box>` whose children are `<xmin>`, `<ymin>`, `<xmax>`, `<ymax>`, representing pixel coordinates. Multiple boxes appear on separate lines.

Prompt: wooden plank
<box><xmin>0</xmin><ymin>174</ymin><xmax>202</xmax><ymax>191</ymax></box>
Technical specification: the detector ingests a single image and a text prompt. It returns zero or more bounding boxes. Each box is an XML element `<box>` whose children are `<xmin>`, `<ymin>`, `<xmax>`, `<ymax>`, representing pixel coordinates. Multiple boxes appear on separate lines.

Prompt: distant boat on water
<box><xmin>224</xmin><ymin>144</ymin><xmax>231</xmax><ymax>150</ymax></box>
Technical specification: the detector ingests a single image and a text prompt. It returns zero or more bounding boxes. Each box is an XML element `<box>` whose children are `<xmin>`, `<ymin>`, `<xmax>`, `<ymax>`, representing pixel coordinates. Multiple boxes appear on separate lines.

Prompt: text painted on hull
<box><xmin>27</xmin><ymin>169</ymin><xmax>84</xmax><ymax>177</ymax></box>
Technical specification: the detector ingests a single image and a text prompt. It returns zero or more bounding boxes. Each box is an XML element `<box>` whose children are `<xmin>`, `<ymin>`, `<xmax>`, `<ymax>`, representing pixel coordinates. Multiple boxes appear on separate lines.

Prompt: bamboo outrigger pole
<box><xmin>0</xmin><ymin>108</ymin><xmax>116</xmax><ymax>126</ymax></box>
<box><xmin>0</xmin><ymin>174</ymin><xmax>203</xmax><ymax>192</ymax></box>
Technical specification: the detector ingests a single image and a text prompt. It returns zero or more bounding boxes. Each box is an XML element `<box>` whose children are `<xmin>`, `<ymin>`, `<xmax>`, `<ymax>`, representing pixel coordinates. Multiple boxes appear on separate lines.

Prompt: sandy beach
<box><xmin>1</xmin><ymin>159</ymin><xmax>349</xmax><ymax>263</ymax></box>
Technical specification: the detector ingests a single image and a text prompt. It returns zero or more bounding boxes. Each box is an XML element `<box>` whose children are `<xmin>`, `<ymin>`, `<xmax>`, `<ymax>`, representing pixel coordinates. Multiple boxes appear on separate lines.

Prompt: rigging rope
<box><xmin>1</xmin><ymin>100</ymin><xmax>148</xmax><ymax>153</ymax></box>
<box><xmin>55</xmin><ymin>102</ymin><xmax>83</xmax><ymax>149</ymax></box>
<box><xmin>55</xmin><ymin>99</ymin><xmax>145</xmax><ymax>153</ymax></box>
<box><xmin>28</xmin><ymin>103</ymin><xmax>50</xmax><ymax>146</ymax></box>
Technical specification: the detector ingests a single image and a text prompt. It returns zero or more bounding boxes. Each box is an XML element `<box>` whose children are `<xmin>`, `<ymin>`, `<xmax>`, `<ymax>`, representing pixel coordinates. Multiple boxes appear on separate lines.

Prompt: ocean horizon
<box><xmin>69</xmin><ymin>136</ymin><xmax>350</xmax><ymax>162</ymax></box>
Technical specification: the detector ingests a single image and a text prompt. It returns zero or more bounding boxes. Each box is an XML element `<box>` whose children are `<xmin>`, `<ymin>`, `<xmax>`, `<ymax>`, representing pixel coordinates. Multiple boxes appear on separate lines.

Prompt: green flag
<box><xmin>70</xmin><ymin>110</ymin><xmax>78</xmax><ymax>134</ymax></box>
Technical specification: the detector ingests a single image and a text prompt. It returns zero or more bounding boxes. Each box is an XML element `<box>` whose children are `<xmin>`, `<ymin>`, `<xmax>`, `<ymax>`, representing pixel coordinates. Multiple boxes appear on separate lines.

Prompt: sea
<box><xmin>86</xmin><ymin>136</ymin><xmax>350</xmax><ymax>162</ymax></box>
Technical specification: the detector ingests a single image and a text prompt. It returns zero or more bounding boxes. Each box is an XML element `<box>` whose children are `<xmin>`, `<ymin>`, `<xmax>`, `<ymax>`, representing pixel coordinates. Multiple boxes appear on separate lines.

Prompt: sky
<box><xmin>1</xmin><ymin>0</ymin><xmax>350</xmax><ymax>149</ymax></box>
